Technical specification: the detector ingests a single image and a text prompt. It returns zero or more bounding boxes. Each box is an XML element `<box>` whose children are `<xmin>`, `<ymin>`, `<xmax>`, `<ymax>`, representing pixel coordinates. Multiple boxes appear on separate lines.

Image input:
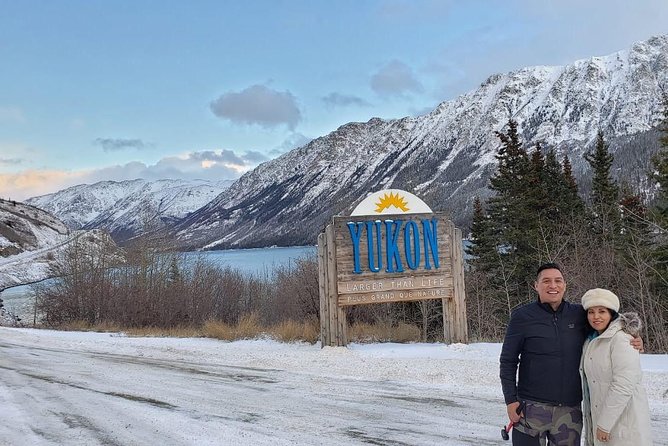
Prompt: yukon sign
<box><xmin>332</xmin><ymin>190</ymin><xmax>457</xmax><ymax>306</ymax></box>
<box><xmin>318</xmin><ymin>189</ymin><xmax>468</xmax><ymax>346</ymax></box>
<box><xmin>346</xmin><ymin>218</ymin><xmax>440</xmax><ymax>273</ymax></box>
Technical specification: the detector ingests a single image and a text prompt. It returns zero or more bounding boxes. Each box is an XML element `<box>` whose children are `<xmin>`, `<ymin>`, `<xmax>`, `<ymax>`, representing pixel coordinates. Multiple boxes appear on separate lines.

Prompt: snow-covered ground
<box><xmin>1</xmin><ymin>328</ymin><xmax>667</xmax><ymax>446</ymax></box>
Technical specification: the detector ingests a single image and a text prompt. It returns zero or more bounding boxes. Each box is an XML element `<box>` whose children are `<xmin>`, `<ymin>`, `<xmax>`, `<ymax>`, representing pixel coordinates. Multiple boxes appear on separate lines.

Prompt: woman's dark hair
<box><xmin>585</xmin><ymin>307</ymin><xmax>618</xmax><ymax>335</ymax></box>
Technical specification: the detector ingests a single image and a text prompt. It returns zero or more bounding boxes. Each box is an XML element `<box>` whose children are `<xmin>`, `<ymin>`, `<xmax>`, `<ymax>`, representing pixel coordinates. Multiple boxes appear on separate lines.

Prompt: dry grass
<box><xmin>202</xmin><ymin>313</ymin><xmax>265</xmax><ymax>341</ymax></box>
<box><xmin>56</xmin><ymin>320</ymin><xmax>124</xmax><ymax>333</ymax></box>
<box><xmin>125</xmin><ymin>326</ymin><xmax>202</xmax><ymax>338</ymax></box>
<box><xmin>50</xmin><ymin>317</ymin><xmax>420</xmax><ymax>345</ymax></box>
<box><xmin>55</xmin><ymin>321</ymin><xmax>203</xmax><ymax>337</ymax></box>
<box><xmin>270</xmin><ymin>318</ymin><xmax>319</xmax><ymax>343</ymax></box>
<box><xmin>349</xmin><ymin>321</ymin><xmax>421</xmax><ymax>343</ymax></box>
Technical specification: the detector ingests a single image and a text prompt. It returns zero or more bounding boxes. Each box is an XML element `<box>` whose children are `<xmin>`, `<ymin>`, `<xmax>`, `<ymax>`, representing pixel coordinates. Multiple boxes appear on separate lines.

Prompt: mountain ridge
<box><xmin>27</xmin><ymin>178</ymin><xmax>234</xmax><ymax>243</ymax></box>
<box><xmin>172</xmin><ymin>35</ymin><xmax>668</xmax><ymax>249</ymax></box>
<box><xmin>24</xmin><ymin>35</ymin><xmax>668</xmax><ymax>250</ymax></box>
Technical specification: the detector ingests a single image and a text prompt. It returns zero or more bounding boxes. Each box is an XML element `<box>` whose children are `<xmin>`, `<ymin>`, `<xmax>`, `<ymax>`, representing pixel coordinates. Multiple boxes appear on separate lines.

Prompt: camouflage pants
<box><xmin>513</xmin><ymin>400</ymin><xmax>582</xmax><ymax>446</ymax></box>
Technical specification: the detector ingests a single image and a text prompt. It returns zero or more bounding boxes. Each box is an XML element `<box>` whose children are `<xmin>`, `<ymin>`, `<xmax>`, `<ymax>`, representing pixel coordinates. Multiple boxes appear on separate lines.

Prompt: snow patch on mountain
<box><xmin>26</xmin><ymin>178</ymin><xmax>234</xmax><ymax>243</ymax></box>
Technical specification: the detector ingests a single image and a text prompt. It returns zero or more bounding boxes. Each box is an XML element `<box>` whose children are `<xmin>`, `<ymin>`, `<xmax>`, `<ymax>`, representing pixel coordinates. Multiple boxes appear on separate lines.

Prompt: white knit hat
<box><xmin>581</xmin><ymin>288</ymin><xmax>620</xmax><ymax>312</ymax></box>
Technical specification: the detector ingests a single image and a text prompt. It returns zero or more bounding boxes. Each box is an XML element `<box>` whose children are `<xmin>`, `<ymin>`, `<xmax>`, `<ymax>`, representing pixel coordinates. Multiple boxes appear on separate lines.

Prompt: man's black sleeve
<box><xmin>499</xmin><ymin>310</ymin><xmax>524</xmax><ymax>405</ymax></box>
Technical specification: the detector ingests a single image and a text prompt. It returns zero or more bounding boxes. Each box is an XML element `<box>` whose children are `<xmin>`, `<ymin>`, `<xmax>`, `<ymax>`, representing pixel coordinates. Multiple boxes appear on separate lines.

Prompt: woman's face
<box><xmin>587</xmin><ymin>305</ymin><xmax>612</xmax><ymax>333</ymax></box>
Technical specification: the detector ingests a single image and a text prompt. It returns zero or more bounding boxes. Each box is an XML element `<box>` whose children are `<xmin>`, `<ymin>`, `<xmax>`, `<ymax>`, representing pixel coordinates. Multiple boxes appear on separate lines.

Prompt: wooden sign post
<box><xmin>318</xmin><ymin>190</ymin><xmax>468</xmax><ymax>347</ymax></box>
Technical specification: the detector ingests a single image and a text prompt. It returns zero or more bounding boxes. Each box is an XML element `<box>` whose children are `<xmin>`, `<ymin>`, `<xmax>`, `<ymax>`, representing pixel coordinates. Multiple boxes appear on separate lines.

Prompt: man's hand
<box><xmin>631</xmin><ymin>336</ymin><xmax>644</xmax><ymax>353</ymax></box>
<box><xmin>596</xmin><ymin>427</ymin><xmax>610</xmax><ymax>442</ymax></box>
<box><xmin>506</xmin><ymin>402</ymin><xmax>522</xmax><ymax>423</ymax></box>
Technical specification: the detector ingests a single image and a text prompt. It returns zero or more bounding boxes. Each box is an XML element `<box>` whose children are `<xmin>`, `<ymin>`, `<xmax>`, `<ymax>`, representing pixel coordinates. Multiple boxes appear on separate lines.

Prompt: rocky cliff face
<box><xmin>1</xmin><ymin>198</ymin><xmax>123</xmax><ymax>293</ymax></box>
<box><xmin>0</xmin><ymin>198</ymin><xmax>69</xmax><ymax>258</ymax></box>
<box><xmin>173</xmin><ymin>35</ymin><xmax>668</xmax><ymax>249</ymax></box>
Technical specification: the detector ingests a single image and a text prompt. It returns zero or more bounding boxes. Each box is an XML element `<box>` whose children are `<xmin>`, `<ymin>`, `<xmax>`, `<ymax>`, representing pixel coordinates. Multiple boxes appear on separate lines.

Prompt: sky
<box><xmin>1</xmin><ymin>0</ymin><xmax>668</xmax><ymax>201</ymax></box>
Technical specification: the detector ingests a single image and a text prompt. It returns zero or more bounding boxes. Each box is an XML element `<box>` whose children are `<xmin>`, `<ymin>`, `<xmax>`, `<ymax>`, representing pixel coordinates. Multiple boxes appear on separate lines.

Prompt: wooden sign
<box><xmin>333</xmin><ymin>212</ymin><xmax>453</xmax><ymax>306</ymax></box>
<box><xmin>318</xmin><ymin>189</ymin><xmax>468</xmax><ymax>347</ymax></box>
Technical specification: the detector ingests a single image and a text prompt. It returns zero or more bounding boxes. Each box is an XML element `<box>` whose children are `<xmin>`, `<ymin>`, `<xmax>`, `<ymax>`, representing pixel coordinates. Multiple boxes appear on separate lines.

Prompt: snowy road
<box><xmin>1</xmin><ymin>328</ymin><xmax>667</xmax><ymax>446</ymax></box>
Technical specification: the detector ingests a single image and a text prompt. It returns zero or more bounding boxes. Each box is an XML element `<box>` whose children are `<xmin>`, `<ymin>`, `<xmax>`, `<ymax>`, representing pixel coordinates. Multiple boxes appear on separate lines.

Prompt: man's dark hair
<box><xmin>536</xmin><ymin>262</ymin><xmax>563</xmax><ymax>279</ymax></box>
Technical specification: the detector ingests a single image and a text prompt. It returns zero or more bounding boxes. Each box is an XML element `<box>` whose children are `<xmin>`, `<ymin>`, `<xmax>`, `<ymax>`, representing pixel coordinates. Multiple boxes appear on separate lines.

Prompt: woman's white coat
<box><xmin>580</xmin><ymin>316</ymin><xmax>652</xmax><ymax>445</ymax></box>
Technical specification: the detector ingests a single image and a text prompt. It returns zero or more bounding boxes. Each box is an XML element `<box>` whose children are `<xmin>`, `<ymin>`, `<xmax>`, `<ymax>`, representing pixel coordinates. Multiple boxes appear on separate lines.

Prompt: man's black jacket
<box><xmin>500</xmin><ymin>300</ymin><xmax>588</xmax><ymax>406</ymax></box>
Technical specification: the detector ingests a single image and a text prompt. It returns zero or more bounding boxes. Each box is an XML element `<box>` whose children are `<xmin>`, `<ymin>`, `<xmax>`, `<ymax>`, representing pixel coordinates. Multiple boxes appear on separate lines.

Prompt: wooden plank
<box><xmin>338</xmin><ymin>287</ymin><xmax>453</xmax><ymax>306</ymax></box>
<box><xmin>337</xmin><ymin>306</ymin><xmax>347</xmax><ymax>346</ymax></box>
<box><xmin>442</xmin><ymin>294</ymin><xmax>452</xmax><ymax>344</ymax></box>
<box><xmin>337</xmin><ymin>276</ymin><xmax>454</xmax><ymax>295</ymax></box>
<box><xmin>325</xmin><ymin>224</ymin><xmax>340</xmax><ymax>346</ymax></box>
<box><xmin>317</xmin><ymin>232</ymin><xmax>330</xmax><ymax>348</ymax></box>
<box><xmin>333</xmin><ymin>212</ymin><xmax>453</xmax><ymax>283</ymax></box>
<box><xmin>452</xmin><ymin>227</ymin><xmax>469</xmax><ymax>343</ymax></box>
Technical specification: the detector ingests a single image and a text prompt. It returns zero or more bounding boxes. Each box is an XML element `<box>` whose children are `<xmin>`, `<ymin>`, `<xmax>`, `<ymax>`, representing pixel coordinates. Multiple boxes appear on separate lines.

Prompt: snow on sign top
<box><xmin>350</xmin><ymin>189</ymin><xmax>432</xmax><ymax>216</ymax></box>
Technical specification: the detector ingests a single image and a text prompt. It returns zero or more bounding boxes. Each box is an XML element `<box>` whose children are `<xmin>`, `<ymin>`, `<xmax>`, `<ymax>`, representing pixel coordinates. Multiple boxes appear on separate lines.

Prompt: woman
<box><xmin>580</xmin><ymin>288</ymin><xmax>652</xmax><ymax>445</ymax></box>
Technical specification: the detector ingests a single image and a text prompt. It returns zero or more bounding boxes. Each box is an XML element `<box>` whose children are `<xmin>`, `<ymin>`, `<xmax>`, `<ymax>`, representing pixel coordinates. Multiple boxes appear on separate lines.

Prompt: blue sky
<box><xmin>1</xmin><ymin>0</ymin><xmax>667</xmax><ymax>200</ymax></box>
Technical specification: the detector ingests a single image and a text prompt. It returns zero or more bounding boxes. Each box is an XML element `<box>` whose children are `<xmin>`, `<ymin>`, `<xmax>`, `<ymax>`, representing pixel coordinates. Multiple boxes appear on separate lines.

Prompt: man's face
<box><xmin>534</xmin><ymin>268</ymin><xmax>566</xmax><ymax>306</ymax></box>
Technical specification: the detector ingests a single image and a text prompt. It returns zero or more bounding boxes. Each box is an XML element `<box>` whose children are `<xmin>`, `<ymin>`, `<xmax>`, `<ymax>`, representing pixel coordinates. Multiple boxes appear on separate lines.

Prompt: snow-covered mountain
<box><xmin>173</xmin><ymin>35</ymin><xmax>668</xmax><ymax>249</ymax></box>
<box><xmin>0</xmin><ymin>198</ymin><xmax>69</xmax><ymax>258</ymax></box>
<box><xmin>1</xmin><ymin>197</ymin><xmax>72</xmax><ymax>295</ymax></box>
<box><xmin>0</xmin><ymin>197</ymin><xmax>123</xmax><ymax>321</ymax></box>
<box><xmin>26</xmin><ymin>178</ymin><xmax>234</xmax><ymax>243</ymax></box>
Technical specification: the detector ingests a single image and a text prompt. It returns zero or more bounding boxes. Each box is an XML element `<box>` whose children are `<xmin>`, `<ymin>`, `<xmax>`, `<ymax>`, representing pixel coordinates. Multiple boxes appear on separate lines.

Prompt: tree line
<box><xmin>34</xmin><ymin>231</ymin><xmax>320</xmax><ymax>331</ymax></box>
<box><xmin>465</xmin><ymin>99</ymin><xmax>668</xmax><ymax>352</ymax></box>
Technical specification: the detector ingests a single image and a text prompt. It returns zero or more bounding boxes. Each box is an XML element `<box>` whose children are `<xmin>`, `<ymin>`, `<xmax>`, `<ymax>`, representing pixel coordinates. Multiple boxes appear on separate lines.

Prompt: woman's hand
<box><xmin>596</xmin><ymin>427</ymin><xmax>611</xmax><ymax>442</ymax></box>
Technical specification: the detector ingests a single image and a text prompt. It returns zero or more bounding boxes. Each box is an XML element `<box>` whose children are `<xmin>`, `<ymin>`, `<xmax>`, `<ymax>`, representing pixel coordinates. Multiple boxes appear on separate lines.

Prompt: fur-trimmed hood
<box><xmin>618</xmin><ymin>312</ymin><xmax>643</xmax><ymax>337</ymax></box>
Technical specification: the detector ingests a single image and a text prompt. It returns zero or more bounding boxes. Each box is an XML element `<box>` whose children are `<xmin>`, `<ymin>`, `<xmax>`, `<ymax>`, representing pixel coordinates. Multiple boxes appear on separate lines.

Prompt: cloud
<box><xmin>269</xmin><ymin>133</ymin><xmax>313</xmax><ymax>156</ymax></box>
<box><xmin>241</xmin><ymin>150</ymin><xmax>270</xmax><ymax>164</ymax></box>
<box><xmin>210</xmin><ymin>84</ymin><xmax>302</xmax><ymax>130</ymax></box>
<box><xmin>0</xmin><ymin>169</ymin><xmax>92</xmax><ymax>201</ymax></box>
<box><xmin>0</xmin><ymin>148</ymin><xmax>272</xmax><ymax>201</ymax></box>
<box><xmin>189</xmin><ymin>150</ymin><xmax>245</xmax><ymax>165</ymax></box>
<box><xmin>94</xmin><ymin>138</ymin><xmax>151</xmax><ymax>152</ymax></box>
<box><xmin>409</xmin><ymin>104</ymin><xmax>438</xmax><ymax>117</ymax></box>
<box><xmin>0</xmin><ymin>107</ymin><xmax>26</xmax><ymax>124</ymax></box>
<box><xmin>322</xmin><ymin>92</ymin><xmax>371</xmax><ymax>108</ymax></box>
<box><xmin>0</xmin><ymin>158</ymin><xmax>23</xmax><ymax>166</ymax></box>
<box><xmin>371</xmin><ymin>60</ymin><xmax>424</xmax><ymax>97</ymax></box>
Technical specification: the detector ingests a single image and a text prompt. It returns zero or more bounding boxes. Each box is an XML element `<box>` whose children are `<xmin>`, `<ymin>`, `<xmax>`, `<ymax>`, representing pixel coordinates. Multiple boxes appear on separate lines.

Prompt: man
<box><xmin>499</xmin><ymin>262</ymin><xmax>641</xmax><ymax>445</ymax></box>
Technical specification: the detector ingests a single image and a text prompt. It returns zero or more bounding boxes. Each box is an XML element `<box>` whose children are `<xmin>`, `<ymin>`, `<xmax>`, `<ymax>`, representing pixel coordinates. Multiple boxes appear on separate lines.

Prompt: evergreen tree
<box><xmin>651</xmin><ymin>91</ymin><xmax>668</xmax><ymax>210</ymax></box>
<box><xmin>466</xmin><ymin>196</ymin><xmax>497</xmax><ymax>270</ymax></box>
<box><xmin>619</xmin><ymin>183</ymin><xmax>649</xmax><ymax>236</ymax></box>
<box><xmin>561</xmin><ymin>154</ymin><xmax>585</xmax><ymax>216</ymax></box>
<box><xmin>485</xmin><ymin>119</ymin><xmax>536</xmax><ymax>304</ymax></box>
<box><xmin>527</xmin><ymin>144</ymin><xmax>547</xmax><ymax>218</ymax></box>
<box><xmin>584</xmin><ymin>130</ymin><xmax>620</xmax><ymax>237</ymax></box>
<box><xmin>650</xmin><ymin>92</ymin><xmax>668</xmax><ymax>314</ymax></box>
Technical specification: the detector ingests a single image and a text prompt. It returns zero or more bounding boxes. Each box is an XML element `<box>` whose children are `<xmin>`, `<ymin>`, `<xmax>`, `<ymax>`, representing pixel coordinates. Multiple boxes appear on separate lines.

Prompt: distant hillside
<box><xmin>26</xmin><ymin>178</ymin><xmax>234</xmax><ymax>243</ymax></box>
<box><xmin>0</xmin><ymin>198</ymin><xmax>69</xmax><ymax>258</ymax></box>
<box><xmin>0</xmin><ymin>199</ymin><xmax>120</xmax><ymax>292</ymax></box>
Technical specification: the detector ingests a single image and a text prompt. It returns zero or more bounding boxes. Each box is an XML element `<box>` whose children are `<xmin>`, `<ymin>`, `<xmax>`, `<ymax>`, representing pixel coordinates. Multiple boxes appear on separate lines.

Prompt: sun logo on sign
<box><xmin>375</xmin><ymin>192</ymin><xmax>409</xmax><ymax>213</ymax></box>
